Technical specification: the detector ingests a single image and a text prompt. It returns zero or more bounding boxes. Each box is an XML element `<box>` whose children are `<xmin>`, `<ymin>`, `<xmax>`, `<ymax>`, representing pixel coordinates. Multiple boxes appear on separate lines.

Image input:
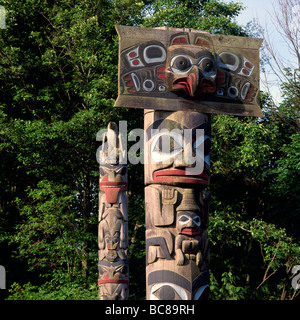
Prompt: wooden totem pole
<box><xmin>115</xmin><ymin>25</ymin><xmax>262</xmax><ymax>300</ymax></box>
<box><xmin>98</xmin><ymin>122</ymin><xmax>129</xmax><ymax>300</ymax></box>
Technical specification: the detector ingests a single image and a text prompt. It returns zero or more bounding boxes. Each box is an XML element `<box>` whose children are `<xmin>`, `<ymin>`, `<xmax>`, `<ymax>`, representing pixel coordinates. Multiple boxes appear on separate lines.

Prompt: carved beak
<box><xmin>173</xmin><ymin>66</ymin><xmax>201</xmax><ymax>97</ymax></box>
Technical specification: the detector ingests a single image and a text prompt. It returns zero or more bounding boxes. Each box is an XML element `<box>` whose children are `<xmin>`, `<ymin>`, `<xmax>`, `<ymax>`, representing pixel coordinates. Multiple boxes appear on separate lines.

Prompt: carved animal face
<box><xmin>99</xmin><ymin>208</ymin><xmax>127</xmax><ymax>261</ymax></box>
<box><xmin>165</xmin><ymin>46</ymin><xmax>217</xmax><ymax>98</ymax></box>
<box><xmin>99</xmin><ymin>164</ymin><xmax>127</xmax><ymax>204</ymax></box>
<box><xmin>98</xmin><ymin>260</ymin><xmax>129</xmax><ymax>298</ymax></box>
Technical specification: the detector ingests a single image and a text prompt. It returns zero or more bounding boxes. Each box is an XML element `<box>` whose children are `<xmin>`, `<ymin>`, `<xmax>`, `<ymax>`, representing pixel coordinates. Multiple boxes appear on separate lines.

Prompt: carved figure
<box><xmin>98</xmin><ymin>122</ymin><xmax>129</xmax><ymax>300</ymax></box>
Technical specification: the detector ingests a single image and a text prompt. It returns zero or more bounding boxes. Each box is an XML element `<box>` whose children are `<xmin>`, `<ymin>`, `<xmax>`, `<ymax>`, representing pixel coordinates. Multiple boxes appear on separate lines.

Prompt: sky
<box><xmin>228</xmin><ymin>0</ymin><xmax>299</xmax><ymax>104</ymax></box>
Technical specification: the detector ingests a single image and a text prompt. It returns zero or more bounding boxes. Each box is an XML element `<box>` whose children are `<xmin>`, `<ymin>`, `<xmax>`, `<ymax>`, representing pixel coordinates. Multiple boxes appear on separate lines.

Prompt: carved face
<box><xmin>165</xmin><ymin>46</ymin><xmax>217</xmax><ymax>98</ymax></box>
<box><xmin>99</xmin><ymin>208</ymin><xmax>127</xmax><ymax>261</ymax></box>
<box><xmin>98</xmin><ymin>260</ymin><xmax>129</xmax><ymax>296</ymax></box>
<box><xmin>176</xmin><ymin>211</ymin><xmax>201</xmax><ymax>236</ymax></box>
<box><xmin>99</xmin><ymin>163</ymin><xmax>127</xmax><ymax>204</ymax></box>
<box><xmin>145</xmin><ymin>111</ymin><xmax>211</xmax><ymax>186</ymax></box>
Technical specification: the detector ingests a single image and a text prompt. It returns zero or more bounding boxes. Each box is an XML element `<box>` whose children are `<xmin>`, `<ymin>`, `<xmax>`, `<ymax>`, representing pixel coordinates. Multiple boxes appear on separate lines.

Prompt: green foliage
<box><xmin>141</xmin><ymin>0</ymin><xmax>245</xmax><ymax>35</ymax></box>
<box><xmin>207</xmin><ymin>88</ymin><xmax>300</xmax><ymax>299</ymax></box>
<box><xmin>0</xmin><ymin>0</ymin><xmax>299</xmax><ymax>301</ymax></box>
<box><xmin>7</xmin><ymin>272</ymin><xmax>98</xmax><ymax>300</ymax></box>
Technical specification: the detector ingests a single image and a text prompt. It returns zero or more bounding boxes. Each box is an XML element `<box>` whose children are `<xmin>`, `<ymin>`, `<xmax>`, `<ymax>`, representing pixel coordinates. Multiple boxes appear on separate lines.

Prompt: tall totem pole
<box><xmin>98</xmin><ymin>122</ymin><xmax>129</xmax><ymax>300</ymax></box>
<box><xmin>115</xmin><ymin>25</ymin><xmax>262</xmax><ymax>300</ymax></box>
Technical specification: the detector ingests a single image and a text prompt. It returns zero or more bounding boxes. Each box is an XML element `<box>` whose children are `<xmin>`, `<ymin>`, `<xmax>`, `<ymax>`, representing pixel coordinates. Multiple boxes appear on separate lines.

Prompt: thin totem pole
<box><xmin>115</xmin><ymin>25</ymin><xmax>262</xmax><ymax>300</ymax></box>
<box><xmin>98</xmin><ymin>122</ymin><xmax>129</xmax><ymax>300</ymax></box>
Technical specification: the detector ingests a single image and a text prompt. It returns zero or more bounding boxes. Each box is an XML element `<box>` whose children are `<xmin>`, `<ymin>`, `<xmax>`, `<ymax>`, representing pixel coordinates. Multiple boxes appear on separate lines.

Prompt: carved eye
<box><xmin>198</xmin><ymin>57</ymin><xmax>215</xmax><ymax>75</ymax></box>
<box><xmin>178</xmin><ymin>215</ymin><xmax>190</xmax><ymax>225</ymax></box>
<box><xmin>115</xmin><ymin>264</ymin><xmax>128</xmax><ymax>275</ymax></box>
<box><xmin>150</xmin><ymin>131</ymin><xmax>184</xmax><ymax>163</ymax></box>
<box><xmin>170</xmin><ymin>55</ymin><xmax>192</xmax><ymax>74</ymax></box>
<box><xmin>193</xmin><ymin>216</ymin><xmax>201</xmax><ymax>226</ymax></box>
<box><xmin>150</xmin><ymin>283</ymin><xmax>188</xmax><ymax>300</ymax></box>
<box><xmin>154</xmin><ymin>135</ymin><xmax>182</xmax><ymax>153</ymax></box>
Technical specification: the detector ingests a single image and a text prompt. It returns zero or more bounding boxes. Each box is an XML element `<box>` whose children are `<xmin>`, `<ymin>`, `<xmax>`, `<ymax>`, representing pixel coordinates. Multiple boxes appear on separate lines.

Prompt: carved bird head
<box><xmin>165</xmin><ymin>45</ymin><xmax>217</xmax><ymax>98</ymax></box>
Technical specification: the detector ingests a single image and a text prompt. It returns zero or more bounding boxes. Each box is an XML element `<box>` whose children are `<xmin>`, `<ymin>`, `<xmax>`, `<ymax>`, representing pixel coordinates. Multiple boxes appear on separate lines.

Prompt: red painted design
<box><xmin>153</xmin><ymin>169</ymin><xmax>209</xmax><ymax>185</ymax></box>
<box><xmin>129</xmin><ymin>51</ymin><xmax>137</xmax><ymax>58</ymax></box>
<box><xmin>245</xmin><ymin>61</ymin><xmax>253</xmax><ymax>68</ymax></box>
<box><xmin>132</xmin><ymin>59</ymin><xmax>139</xmax><ymax>65</ymax></box>
<box><xmin>173</xmin><ymin>73</ymin><xmax>197</xmax><ymax>97</ymax></box>
<box><xmin>158</xmin><ymin>73</ymin><xmax>165</xmax><ymax>81</ymax></box>
<box><xmin>198</xmin><ymin>80</ymin><xmax>216</xmax><ymax>94</ymax></box>
<box><xmin>157</xmin><ymin>66</ymin><xmax>166</xmax><ymax>81</ymax></box>
<box><xmin>181</xmin><ymin>228</ymin><xmax>200</xmax><ymax>236</ymax></box>
<box><xmin>98</xmin><ymin>279</ymin><xmax>129</xmax><ymax>287</ymax></box>
<box><xmin>195</xmin><ymin>39</ymin><xmax>210</xmax><ymax>47</ymax></box>
<box><xmin>217</xmin><ymin>70</ymin><xmax>225</xmax><ymax>84</ymax></box>
<box><xmin>173</xmin><ymin>74</ymin><xmax>215</xmax><ymax>97</ymax></box>
<box><xmin>172</xmin><ymin>37</ymin><xmax>188</xmax><ymax>45</ymax></box>
<box><xmin>100</xmin><ymin>177</ymin><xmax>128</xmax><ymax>203</ymax></box>
<box><xmin>180</xmin><ymin>38</ymin><xmax>187</xmax><ymax>44</ymax></box>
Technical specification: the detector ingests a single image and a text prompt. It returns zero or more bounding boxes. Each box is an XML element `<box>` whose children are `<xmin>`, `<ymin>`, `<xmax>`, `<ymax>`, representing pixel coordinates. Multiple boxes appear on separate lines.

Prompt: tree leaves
<box><xmin>0</xmin><ymin>0</ymin><xmax>299</xmax><ymax>300</ymax></box>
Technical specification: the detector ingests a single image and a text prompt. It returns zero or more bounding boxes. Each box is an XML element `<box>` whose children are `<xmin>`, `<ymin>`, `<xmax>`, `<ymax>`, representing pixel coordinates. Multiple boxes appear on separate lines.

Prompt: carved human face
<box><xmin>165</xmin><ymin>46</ymin><xmax>217</xmax><ymax>98</ymax></box>
<box><xmin>176</xmin><ymin>211</ymin><xmax>201</xmax><ymax>236</ymax></box>
<box><xmin>145</xmin><ymin>111</ymin><xmax>211</xmax><ymax>186</ymax></box>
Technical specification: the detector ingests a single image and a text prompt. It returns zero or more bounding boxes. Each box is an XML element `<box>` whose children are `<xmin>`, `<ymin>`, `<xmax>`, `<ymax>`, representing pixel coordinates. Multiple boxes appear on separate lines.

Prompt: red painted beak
<box><xmin>173</xmin><ymin>72</ymin><xmax>199</xmax><ymax>97</ymax></box>
<box><xmin>172</xmin><ymin>69</ymin><xmax>216</xmax><ymax>97</ymax></box>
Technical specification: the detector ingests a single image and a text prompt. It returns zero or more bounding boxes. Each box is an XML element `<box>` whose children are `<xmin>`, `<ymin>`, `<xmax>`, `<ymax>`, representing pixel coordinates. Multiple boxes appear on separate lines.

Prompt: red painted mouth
<box><xmin>181</xmin><ymin>228</ymin><xmax>200</xmax><ymax>236</ymax></box>
<box><xmin>153</xmin><ymin>169</ymin><xmax>208</xmax><ymax>185</ymax></box>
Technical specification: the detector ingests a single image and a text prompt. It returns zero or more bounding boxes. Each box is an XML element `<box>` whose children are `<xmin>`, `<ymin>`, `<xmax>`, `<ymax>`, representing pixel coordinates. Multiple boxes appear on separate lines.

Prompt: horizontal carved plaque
<box><xmin>115</xmin><ymin>25</ymin><xmax>263</xmax><ymax>117</ymax></box>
